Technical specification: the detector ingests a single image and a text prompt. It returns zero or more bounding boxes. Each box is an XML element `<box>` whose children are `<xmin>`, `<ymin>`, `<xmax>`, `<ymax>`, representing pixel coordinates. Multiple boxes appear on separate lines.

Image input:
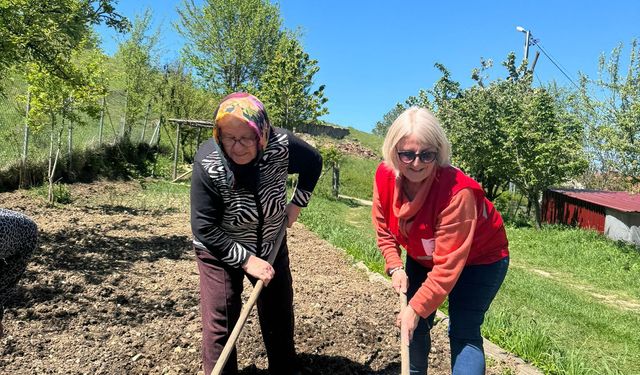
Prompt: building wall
<box><xmin>542</xmin><ymin>191</ymin><xmax>605</xmax><ymax>232</ymax></box>
<box><xmin>605</xmin><ymin>209</ymin><xmax>640</xmax><ymax>246</ymax></box>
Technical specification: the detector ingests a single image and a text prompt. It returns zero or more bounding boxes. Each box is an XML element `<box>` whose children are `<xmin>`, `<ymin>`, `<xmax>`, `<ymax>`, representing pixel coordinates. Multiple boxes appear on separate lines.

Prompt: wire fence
<box><xmin>0</xmin><ymin>89</ymin><xmax>166</xmax><ymax>170</ymax></box>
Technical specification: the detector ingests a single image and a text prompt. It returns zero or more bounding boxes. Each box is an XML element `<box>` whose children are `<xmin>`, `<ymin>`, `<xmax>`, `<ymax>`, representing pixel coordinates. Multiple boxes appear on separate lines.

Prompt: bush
<box><xmin>493</xmin><ymin>190</ymin><xmax>534</xmax><ymax>227</ymax></box>
<box><xmin>0</xmin><ymin>139</ymin><xmax>159</xmax><ymax>192</ymax></box>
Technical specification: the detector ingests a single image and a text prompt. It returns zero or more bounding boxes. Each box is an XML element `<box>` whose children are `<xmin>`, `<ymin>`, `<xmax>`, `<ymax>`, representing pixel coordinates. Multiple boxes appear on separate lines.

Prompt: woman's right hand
<box><xmin>242</xmin><ymin>255</ymin><xmax>275</xmax><ymax>286</ymax></box>
<box><xmin>391</xmin><ymin>268</ymin><xmax>408</xmax><ymax>294</ymax></box>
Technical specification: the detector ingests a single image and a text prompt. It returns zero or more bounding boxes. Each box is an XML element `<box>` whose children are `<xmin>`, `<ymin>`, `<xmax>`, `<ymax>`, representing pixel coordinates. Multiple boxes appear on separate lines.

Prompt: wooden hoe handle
<box><xmin>211</xmin><ymin>280</ymin><xmax>264</xmax><ymax>375</ymax></box>
<box><xmin>400</xmin><ymin>292</ymin><xmax>410</xmax><ymax>375</ymax></box>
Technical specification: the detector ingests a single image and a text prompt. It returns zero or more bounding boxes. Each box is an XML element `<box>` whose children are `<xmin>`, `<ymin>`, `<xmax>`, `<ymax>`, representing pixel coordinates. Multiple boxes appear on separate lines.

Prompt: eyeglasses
<box><xmin>397</xmin><ymin>150</ymin><xmax>438</xmax><ymax>164</ymax></box>
<box><xmin>219</xmin><ymin>136</ymin><xmax>257</xmax><ymax>148</ymax></box>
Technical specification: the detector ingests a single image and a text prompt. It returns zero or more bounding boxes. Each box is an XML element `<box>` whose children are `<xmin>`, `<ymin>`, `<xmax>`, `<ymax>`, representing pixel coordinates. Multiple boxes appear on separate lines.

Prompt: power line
<box><xmin>533</xmin><ymin>41</ymin><xmax>581</xmax><ymax>90</ymax></box>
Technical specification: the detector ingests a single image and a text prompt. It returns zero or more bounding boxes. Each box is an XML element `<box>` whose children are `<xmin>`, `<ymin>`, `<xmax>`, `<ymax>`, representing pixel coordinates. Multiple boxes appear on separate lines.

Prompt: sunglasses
<box><xmin>397</xmin><ymin>150</ymin><xmax>438</xmax><ymax>164</ymax></box>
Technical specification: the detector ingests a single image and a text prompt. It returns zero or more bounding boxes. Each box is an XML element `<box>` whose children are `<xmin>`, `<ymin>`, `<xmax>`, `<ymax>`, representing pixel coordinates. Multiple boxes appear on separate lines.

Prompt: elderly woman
<box><xmin>0</xmin><ymin>208</ymin><xmax>38</xmax><ymax>338</ymax></box>
<box><xmin>372</xmin><ymin>107</ymin><xmax>509</xmax><ymax>374</ymax></box>
<box><xmin>190</xmin><ymin>92</ymin><xmax>322</xmax><ymax>375</ymax></box>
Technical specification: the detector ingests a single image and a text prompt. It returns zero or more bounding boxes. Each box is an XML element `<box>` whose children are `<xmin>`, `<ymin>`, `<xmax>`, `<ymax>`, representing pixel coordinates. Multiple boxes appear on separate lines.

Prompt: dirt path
<box><xmin>0</xmin><ymin>181</ymin><xmax>522</xmax><ymax>374</ymax></box>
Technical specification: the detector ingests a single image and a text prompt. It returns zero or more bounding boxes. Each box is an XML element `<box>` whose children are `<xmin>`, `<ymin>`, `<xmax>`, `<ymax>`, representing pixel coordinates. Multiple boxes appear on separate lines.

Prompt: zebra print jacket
<box><xmin>190</xmin><ymin>127</ymin><xmax>322</xmax><ymax>267</ymax></box>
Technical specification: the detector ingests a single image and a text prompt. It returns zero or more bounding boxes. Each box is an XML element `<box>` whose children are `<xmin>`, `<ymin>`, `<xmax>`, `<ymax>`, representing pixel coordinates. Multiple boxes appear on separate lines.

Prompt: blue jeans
<box><xmin>406</xmin><ymin>255</ymin><xmax>509</xmax><ymax>375</ymax></box>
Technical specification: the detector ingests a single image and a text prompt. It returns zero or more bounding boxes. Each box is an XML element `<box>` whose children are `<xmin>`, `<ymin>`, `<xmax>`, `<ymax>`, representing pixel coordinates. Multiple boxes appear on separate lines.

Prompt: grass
<box><xmin>507</xmin><ymin>225</ymin><xmax>640</xmax><ymax>299</ymax></box>
<box><xmin>298</xmin><ymin>195</ymin><xmax>385</xmax><ymax>274</ymax></box>
<box><xmin>314</xmin><ymin>155</ymin><xmax>380</xmax><ymax>200</ymax></box>
<box><xmin>100</xmin><ymin>179</ymin><xmax>191</xmax><ymax>213</ymax></box>
<box><xmin>300</xmin><ymin>193</ymin><xmax>640</xmax><ymax>374</ymax></box>
<box><xmin>346</xmin><ymin>127</ymin><xmax>383</xmax><ymax>156</ymax></box>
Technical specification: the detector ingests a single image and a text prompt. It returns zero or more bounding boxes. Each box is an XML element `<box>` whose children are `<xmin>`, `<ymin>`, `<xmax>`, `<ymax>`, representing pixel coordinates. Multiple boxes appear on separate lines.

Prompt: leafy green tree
<box><xmin>503</xmin><ymin>75</ymin><xmax>588</xmax><ymax>226</ymax></box>
<box><xmin>373</xmin><ymin>103</ymin><xmax>405</xmax><ymax>136</ymax></box>
<box><xmin>176</xmin><ymin>0</ymin><xmax>282</xmax><ymax>94</ymax></box>
<box><xmin>372</xmin><ymin>90</ymin><xmax>431</xmax><ymax>137</ymax></box>
<box><xmin>163</xmin><ymin>61</ymin><xmax>218</xmax><ymax>163</ymax></box>
<box><xmin>575</xmin><ymin>40</ymin><xmax>640</xmax><ymax>187</ymax></box>
<box><xmin>437</xmin><ymin>84</ymin><xmax>513</xmax><ymax>201</ymax></box>
<box><xmin>0</xmin><ymin>0</ymin><xmax>128</xmax><ymax>82</ymax></box>
<box><xmin>25</xmin><ymin>37</ymin><xmax>108</xmax><ymax>200</ymax></box>
<box><xmin>380</xmin><ymin>54</ymin><xmax>588</xmax><ymax>225</ymax></box>
<box><xmin>113</xmin><ymin>10</ymin><xmax>159</xmax><ymax>140</ymax></box>
<box><xmin>258</xmin><ymin>33</ymin><xmax>328</xmax><ymax>130</ymax></box>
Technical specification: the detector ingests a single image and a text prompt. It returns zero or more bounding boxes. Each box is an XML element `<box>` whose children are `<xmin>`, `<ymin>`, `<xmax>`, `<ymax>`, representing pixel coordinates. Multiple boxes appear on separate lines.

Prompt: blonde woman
<box><xmin>372</xmin><ymin>107</ymin><xmax>509</xmax><ymax>374</ymax></box>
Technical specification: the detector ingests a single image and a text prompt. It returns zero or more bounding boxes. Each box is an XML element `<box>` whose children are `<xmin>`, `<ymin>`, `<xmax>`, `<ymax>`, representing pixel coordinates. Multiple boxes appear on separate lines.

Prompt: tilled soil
<box><xmin>0</xmin><ymin>181</ymin><xmax>518</xmax><ymax>374</ymax></box>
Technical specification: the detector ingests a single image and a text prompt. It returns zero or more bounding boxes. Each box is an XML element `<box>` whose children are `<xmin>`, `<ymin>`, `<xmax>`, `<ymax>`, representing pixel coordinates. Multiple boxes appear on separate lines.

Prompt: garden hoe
<box><xmin>400</xmin><ymin>292</ymin><xmax>409</xmax><ymax>375</ymax></box>
<box><xmin>211</xmin><ymin>217</ymin><xmax>288</xmax><ymax>375</ymax></box>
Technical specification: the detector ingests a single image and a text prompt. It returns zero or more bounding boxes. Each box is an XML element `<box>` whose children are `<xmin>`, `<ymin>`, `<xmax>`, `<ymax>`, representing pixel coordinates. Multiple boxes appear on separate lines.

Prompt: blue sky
<box><xmin>97</xmin><ymin>1</ymin><xmax>640</xmax><ymax>133</ymax></box>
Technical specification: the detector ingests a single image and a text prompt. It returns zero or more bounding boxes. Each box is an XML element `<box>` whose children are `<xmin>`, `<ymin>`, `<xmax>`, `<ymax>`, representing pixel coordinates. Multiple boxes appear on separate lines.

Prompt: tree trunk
<box><xmin>48</xmin><ymin>120</ymin><xmax>63</xmax><ymax>205</ymax></box>
<box><xmin>141</xmin><ymin>101</ymin><xmax>151</xmax><ymax>142</ymax></box>
<box><xmin>122</xmin><ymin>90</ymin><xmax>129</xmax><ymax>140</ymax></box>
<box><xmin>98</xmin><ymin>96</ymin><xmax>106</xmax><ymax>146</ymax></box>
<box><xmin>48</xmin><ymin>116</ymin><xmax>55</xmax><ymax>190</ymax></box>
<box><xmin>530</xmin><ymin>192</ymin><xmax>542</xmax><ymax>228</ymax></box>
<box><xmin>67</xmin><ymin>119</ymin><xmax>73</xmax><ymax>171</ymax></box>
<box><xmin>332</xmin><ymin>162</ymin><xmax>340</xmax><ymax>198</ymax></box>
<box><xmin>20</xmin><ymin>90</ymin><xmax>31</xmax><ymax>188</ymax></box>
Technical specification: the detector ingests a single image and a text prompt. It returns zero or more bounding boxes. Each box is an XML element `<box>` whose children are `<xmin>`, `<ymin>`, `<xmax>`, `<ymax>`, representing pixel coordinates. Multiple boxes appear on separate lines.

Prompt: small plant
<box><xmin>319</xmin><ymin>144</ymin><xmax>343</xmax><ymax>169</ymax></box>
<box><xmin>52</xmin><ymin>183</ymin><xmax>72</xmax><ymax>204</ymax></box>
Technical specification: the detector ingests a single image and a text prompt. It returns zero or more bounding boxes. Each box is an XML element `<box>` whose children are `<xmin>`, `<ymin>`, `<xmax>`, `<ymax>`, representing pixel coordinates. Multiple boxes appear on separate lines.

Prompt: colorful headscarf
<box><xmin>213</xmin><ymin>92</ymin><xmax>271</xmax><ymax>152</ymax></box>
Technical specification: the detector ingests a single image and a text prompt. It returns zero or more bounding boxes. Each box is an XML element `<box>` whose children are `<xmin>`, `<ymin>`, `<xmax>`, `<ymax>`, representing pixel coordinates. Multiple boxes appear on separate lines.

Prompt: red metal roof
<box><xmin>549</xmin><ymin>189</ymin><xmax>640</xmax><ymax>213</ymax></box>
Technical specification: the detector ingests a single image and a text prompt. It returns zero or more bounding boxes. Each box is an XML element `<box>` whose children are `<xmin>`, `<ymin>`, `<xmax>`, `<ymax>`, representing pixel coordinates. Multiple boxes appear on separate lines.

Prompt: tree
<box><xmin>176</xmin><ymin>0</ymin><xmax>282</xmax><ymax>94</ymax></box>
<box><xmin>373</xmin><ymin>103</ymin><xmax>405</xmax><ymax>136</ymax></box>
<box><xmin>372</xmin><ymin>90</ymin><xmax>431</xmax><ymax>137</ymax></box>
<box><xmin>163</xmin><ymin>61</ymin><xmax>218</xmax><ymax>163</ymax></box>
<box><xmin>437</xmin><ymin>84</ymin><xmax>513</xmax><ymax>201</ymax></box>
<box><xmin>575</xmin><ymin>40</ymin><xmax>640</xmax><ymax>187</ymax></box>
<box><xmin>504</xmin><ymin>77</ymin><xmax>588</xmax><ymax>226</ymax></box>
<box><xmin>380</xmin><ymin>54</ymin><xmax>588</xmax><ymax>225</ymax></box>
<box><xmin>24</xmin><ymin>37</ymin><xmax>107</xmax><ymax>201</ymax></box>
<box><xmin>113</xmin><ymin>10</ymin><xmax>159</xmax><ymax>140</ymax></box>
<box><xmin>258</xmin><ymin>33</ymin><xmax>328</xmax><ymax>130</ymax></box>
<box><xmin>0</xmin><ymin>0</ymin><xmax>128</xmax><ymax>82</ymax></box>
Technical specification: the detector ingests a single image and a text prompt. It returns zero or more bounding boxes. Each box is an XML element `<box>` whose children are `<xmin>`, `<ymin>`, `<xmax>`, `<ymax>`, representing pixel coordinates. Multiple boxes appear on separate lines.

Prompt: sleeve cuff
<box><xmin>409</xmin><ymin>298</ymin><xmax>432</xmax><ymax>319</ymax></box>
<box><xmin>291</xmin><ymin>188</ymin><xmax>312</xmax><ymax>207</ymax></box>
<box><xmin>221</xmin><ymin>243</ymin><xmax>250</xmax><ymax>268</ymax></box>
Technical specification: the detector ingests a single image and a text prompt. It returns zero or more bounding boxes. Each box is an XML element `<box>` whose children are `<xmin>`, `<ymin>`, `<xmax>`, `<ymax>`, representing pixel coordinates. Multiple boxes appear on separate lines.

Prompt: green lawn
<box><xmin>314</xmin><ymin>155</ymin><xmax>380</xmax><ymax>200</ymax></box>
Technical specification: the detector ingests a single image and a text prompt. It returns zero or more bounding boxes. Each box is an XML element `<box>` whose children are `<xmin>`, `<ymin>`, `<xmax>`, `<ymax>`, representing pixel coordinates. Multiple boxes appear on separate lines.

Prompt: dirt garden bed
<box><xmin>0</xmin><ymin>181</ymin><xmax>523</xmax><ymax>374</ymax></box>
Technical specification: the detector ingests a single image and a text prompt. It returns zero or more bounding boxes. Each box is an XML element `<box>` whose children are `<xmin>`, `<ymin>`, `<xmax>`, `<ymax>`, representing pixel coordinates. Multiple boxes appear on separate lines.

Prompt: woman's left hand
<box><xmin>285</xmin><ymin>203</ymin><xmax>301</xmax><ymax>228</ymax></box>
<box><xmin>397</xmin><ymin>304</ymin><xmax>420</xmax><ymax>346</ymax></box>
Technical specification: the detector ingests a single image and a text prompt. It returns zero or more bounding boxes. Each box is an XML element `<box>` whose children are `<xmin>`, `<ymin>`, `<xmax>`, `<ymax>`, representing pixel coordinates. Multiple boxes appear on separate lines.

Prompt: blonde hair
<box><xmin>381</xmin><ymin>107</ymin><xmax>451</xmax><ymax>175</ymax></box>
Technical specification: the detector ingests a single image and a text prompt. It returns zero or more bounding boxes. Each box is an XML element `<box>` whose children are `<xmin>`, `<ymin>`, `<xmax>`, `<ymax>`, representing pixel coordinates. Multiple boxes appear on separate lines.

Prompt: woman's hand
<box><xmin>285</xmin><ymin>203</ymin><xmax>301</xmax><ymax>228</ymax></box>
<box><xmin>397</xmin><ymin>304</ymin><xmax>420</xmax><ymax>346</ymax></box>
<box><xmin>242</xmin><ymin>255</ymin><xmax>275</xmax><ymax>286</ymax></box>
<box><xmin>391</xmin><ymin>268</ymin><xmax>408</xmax><ymax>294</ymax></box>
